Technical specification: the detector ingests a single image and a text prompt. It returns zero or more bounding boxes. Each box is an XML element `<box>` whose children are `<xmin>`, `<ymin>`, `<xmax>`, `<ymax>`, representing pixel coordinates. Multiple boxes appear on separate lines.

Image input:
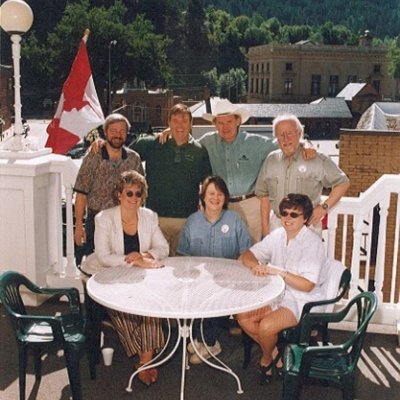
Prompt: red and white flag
<box><xmin>46</xmin><ymin>31</ymin><xmax>104</xmax><ymax>154</ymax></box>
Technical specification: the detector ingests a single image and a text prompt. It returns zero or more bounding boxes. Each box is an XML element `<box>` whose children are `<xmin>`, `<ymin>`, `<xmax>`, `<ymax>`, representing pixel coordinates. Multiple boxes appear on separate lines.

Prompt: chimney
<box><xmin>359</xmin><ymin>30</ymin><xmax>373</xmax><ymax>47</ymax></box>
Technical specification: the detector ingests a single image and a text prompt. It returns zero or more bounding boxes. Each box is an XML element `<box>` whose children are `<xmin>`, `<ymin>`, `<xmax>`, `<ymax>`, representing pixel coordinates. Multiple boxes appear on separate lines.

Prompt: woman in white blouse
<box><xmin>83</xmin><ymin>170</ymin><xmax>169</xmax><ymax>386</ymax></box>
<box><xmin>237</xmin><ymin>193</ymin><xmax>327</xmax><ymax>384</ymax></box>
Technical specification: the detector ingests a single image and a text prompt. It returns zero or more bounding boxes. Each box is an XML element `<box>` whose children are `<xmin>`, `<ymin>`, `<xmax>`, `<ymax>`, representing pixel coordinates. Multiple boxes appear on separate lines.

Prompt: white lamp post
<box><xmin>0</xmin><ymin>0</ymin><xmax>33</xmax><ymax>151</ymax></box>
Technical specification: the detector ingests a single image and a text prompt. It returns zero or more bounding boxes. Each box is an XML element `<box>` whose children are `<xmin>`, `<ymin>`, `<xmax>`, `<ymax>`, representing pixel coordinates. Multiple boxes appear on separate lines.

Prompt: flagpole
<box><xmin>82</xmin><ymin>28</ymin><xmax>90</xmax><ymax>43</ymax></box>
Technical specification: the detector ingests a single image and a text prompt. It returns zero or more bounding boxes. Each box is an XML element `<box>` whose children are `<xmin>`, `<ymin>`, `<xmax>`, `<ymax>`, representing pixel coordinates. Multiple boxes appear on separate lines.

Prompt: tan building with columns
<box><xmin>247</xmin><ymin>32</ymin><xmax>395</xmax><ymax>104</ymax></box>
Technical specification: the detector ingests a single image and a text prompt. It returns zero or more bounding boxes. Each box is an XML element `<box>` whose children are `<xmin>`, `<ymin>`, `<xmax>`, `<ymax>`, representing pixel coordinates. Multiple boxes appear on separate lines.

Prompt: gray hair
<box><xmin>272</xmin><ymin>114</ymin><xmax>303</xmax><ymax>138</ymax></box>
<box><xmin>104</xmin><ymin>113</ymin><xmax>131</xmax><ymax>131</ymax></box>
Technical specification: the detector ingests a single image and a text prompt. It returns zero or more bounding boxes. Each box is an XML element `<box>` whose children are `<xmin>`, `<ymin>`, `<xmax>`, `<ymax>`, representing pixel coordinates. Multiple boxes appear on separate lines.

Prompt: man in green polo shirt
<box><xmin>131</xmin><ymin>104</ymin><xmax>212</xmax><ymax>255</ymax></box>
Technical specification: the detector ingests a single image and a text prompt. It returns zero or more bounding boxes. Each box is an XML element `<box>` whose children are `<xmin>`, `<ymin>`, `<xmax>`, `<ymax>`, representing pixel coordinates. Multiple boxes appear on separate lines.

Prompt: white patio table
<box><xmin>86</xmin><ymin>256</ymin><xmax>285</xmax><ymax>399</ymax></box>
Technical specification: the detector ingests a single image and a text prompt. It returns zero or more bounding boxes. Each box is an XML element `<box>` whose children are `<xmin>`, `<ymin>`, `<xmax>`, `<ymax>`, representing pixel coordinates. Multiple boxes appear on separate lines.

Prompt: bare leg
<box><xmin>238</xmin><ymin>307</ymin><xmax>296</xmax><ymax>366</ymax></box>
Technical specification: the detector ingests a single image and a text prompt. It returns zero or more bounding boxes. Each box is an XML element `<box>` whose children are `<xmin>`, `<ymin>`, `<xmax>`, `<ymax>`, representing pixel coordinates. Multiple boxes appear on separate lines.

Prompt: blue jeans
<box><xmin>192</xmin><ymin>316</ymin><xmax>227</xmax><ymax>346</ymax></box>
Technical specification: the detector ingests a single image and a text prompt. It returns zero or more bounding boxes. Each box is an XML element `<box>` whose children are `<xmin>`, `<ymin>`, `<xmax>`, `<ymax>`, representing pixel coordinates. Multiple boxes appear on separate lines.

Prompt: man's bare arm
<box><xmin>74</xmin><ymin>192</ymin><xmax>87</xmax><ymax>246</ymax></box>
<box><xmin>309</xmin><ymin>181</ymin><xmax>350</xmax><ymax>226</ymax></box>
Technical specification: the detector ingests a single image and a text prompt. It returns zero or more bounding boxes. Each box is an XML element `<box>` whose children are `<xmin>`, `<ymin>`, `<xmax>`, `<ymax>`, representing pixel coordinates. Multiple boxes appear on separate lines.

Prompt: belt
<box><xmin>229</xmin><ymin>193</ymin><xmax>256</xmax><ymax>203</ymax></box>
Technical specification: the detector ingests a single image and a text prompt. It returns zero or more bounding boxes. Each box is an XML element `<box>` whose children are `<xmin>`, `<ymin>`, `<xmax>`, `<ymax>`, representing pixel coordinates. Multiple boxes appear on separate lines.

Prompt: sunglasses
<box><xmin>280</xmin><ymin>211</ymin><xmax>303</xmax><ymax>218</ymax></box>
<box><xmin>126</xmin><ymin>190</ymin><xmax>142</xmax><ymax>198</ymax></box>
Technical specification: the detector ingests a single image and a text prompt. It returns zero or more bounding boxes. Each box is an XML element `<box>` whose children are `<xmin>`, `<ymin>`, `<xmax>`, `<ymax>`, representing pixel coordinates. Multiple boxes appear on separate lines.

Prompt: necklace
<box><xmin>122</xmin><ymin>219</ymin><xmax>136</xmax><ymax>225</ymax></box>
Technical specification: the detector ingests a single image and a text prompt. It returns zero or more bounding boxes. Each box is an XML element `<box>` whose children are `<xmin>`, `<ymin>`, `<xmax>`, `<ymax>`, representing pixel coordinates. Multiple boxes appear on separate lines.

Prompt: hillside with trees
<box><xmin>1</xmin><ymin>0</ymin><xmax>399</xmax><ymax>114</ymax></box>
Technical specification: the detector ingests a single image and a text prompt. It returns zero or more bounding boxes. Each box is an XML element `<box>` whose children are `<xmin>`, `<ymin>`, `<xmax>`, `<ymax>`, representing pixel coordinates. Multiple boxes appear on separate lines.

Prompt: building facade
<box><xmin>247</xmin><ymin>36</ymin><xmax>395</xmax><ymax>104</ymax></box>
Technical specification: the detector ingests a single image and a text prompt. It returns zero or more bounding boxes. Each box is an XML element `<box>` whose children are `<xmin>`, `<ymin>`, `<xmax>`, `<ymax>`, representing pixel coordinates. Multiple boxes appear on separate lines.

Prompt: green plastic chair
<box><xmin>0</xmin><ymin>271</ymin><xmax>96</xmax><ymax>400</ymax></box>
<box><xmin>242</xmin><ymin>261</ymin><xmax>351</xmax><ymax>369</ymax></box>
<box><xmin>282</xmin><ymin>291</ymin><xmax>377</xmax><ymax>400</ymax></box>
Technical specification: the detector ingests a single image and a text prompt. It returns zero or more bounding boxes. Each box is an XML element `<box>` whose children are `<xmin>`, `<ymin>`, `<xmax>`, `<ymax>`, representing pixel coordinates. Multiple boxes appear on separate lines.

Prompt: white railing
<box><xmin>324</xmin><ymin>174</ymin><xmax>400</xmax><ymax>326</ymax></box>
<box><xmin>58</xmin><ymin>168</ymin><xmax>400</xmax><ymax>327</ymax></box>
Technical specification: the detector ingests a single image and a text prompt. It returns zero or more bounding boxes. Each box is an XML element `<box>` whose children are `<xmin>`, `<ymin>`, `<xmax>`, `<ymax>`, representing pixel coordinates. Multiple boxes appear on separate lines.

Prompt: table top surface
<box><xmin>87</xmin><ymin>256</ymin><xmax>285</xmax><ymax>319</ymax></box>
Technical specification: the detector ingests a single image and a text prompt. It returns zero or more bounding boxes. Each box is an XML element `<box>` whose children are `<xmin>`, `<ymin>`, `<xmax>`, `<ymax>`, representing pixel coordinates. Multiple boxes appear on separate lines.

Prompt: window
<box><xmin>373</xmin><ymin>80</ymin><xmax>380</xmax><ymax>93</ymax></box>
<box><xmin>156</xmin><ymin>105</ymin><xmax>161</xmax><ymax>120</ymax></box>
<box><xmin>284</xmin><ymin>78</ymin><xmax>293</xmax><ymax>95</ymax></box>
<box><xmin>133</xmin><ymin>102</ymin><xmax>145</xmax><ymax>122</ymax></box>
<box><xmin>286</xmin><ymin>63</ymin><xmax>292</xmax><ymax>71</ymax></box>
<box><xmin>329</xmin><ymin>75</ymin><xmax>339</xmax><ymax>96</ymax></box>
<box><xmin>347</xmin><ymin>75</ymin><xmax>357</xmax><ymax>83</ymax></box>
<box><xmin>261</xmin><ymin>63</ymin><xmax>264</xmax><ymax>73</ymax></box>
<box><xmin>250</xmin><ymin>78</ymin><xmax>254</xmax><ymax>93</ymax></box>
<box><xmin>266</xmin><ymin>63</ymin><xmax>270</xmax><ymax>73</ymax></box>
<box><xmin>251</xmin><ymin>63</ymin><xmax>254</xmax><ymax>73</ymax></box>
<box><xmin>311</xmin><ymin>75</ymin><xmax>321</xmax><ymax>96</ymax></box>
<box><xmin>373</xmin><ymin>64</ymin><xmax>381</xmax><ymax>73</ymax></box>
<box><xmin>266</xmin><ymin>78</ymin><xmax>270</xmax><ymax>95</ymax></box>
<box><xmin>260</xmin><ymin>79</ymin><xmax>264</xmax><ymax>95</ymax></box>
<box><xmin>256</xmin><ymin>78</ymin><xmax>259</xmax><ymax>93</ymax></box>
<box><xmin>256</xmin><ymin>63</ymin><xmax>259</xmax><ymax>73</ymax></box>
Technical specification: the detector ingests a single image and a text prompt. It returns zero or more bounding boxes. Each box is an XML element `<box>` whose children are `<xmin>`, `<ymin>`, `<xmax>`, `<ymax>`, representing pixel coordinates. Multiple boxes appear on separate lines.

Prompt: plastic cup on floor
<box><xmin>102</xmin><ymin>347</ymin><xmax>114</xmax><ymax>366</ymax></box>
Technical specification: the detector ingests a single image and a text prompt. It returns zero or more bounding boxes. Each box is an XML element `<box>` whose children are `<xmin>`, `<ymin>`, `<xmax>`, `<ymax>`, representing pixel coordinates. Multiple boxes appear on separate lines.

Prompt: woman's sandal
<box><xmin>274</xmin><ymin>354</ymin><xmax>283</xmax><ymax>380</ymax></box>
<box><xmin>259</xmin><ymin>362</ymin><xmax>274</xmax><ymax>385</ymax></box>
<box><xmin>135</xmin><ymin>362</ymin><xmax>153</xmax><ymax>386</ymax></box>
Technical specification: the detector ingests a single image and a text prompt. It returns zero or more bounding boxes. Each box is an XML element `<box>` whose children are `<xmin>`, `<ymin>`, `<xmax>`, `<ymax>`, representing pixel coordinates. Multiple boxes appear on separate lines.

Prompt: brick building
<box><xmin>247</xmin><ymin>32</ymin><xmax>395</xmax><ymax>104</ymax></box>
<box><xmin>339</xmin><ymin>129</ymin><xmax>400</xmax><ymax>299</ymax></box>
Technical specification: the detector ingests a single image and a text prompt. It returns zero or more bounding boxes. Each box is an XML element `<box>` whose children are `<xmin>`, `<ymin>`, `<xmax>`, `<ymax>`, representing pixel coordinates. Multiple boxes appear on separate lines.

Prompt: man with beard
<box><xmin>73</xmin><ymin>113</ymin><xmax>144</xmax><ymax>259</ymax></box>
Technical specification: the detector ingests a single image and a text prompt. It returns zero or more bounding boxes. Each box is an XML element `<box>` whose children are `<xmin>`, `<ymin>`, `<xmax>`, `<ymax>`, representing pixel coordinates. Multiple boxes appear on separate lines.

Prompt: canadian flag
<box><xmin>46</xmin><ymin>31</ymin><xmax>105</xmax><ymax>154</ymax></box>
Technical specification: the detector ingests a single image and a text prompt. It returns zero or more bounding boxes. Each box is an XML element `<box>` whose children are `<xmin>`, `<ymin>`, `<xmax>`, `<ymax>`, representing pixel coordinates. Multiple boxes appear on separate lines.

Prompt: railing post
<box><xmin>350</xmin><ymin>214</ymin><xmax>363</xmax><ymax>298</ymax></box>
<box><xmin>64</xmin><ymin>185</ymin><xmax>79</xmax><ymax>278</ymax></box>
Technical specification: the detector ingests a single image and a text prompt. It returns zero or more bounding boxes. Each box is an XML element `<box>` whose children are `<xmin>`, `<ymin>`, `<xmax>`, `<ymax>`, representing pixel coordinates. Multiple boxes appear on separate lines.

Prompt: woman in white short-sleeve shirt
<box><xmin>237</xmin><ymin>193</ymin><xmax>327</xmax><ymax>384</ymax></box>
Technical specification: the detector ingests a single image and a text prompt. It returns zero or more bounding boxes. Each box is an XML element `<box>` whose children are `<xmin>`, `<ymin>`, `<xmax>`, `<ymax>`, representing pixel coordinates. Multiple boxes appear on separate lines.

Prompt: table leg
<box><xmin>125</xmin><ymin>318</ymin><xmax>181</xmax><ymax>392</ymax></box>
<box><xmin>191</xmin><ymin>318</ymin><xmax>244</xmax><ymax>394</ymax></box>
<box><xmin>180</xmin><ymin>319</ymin><xmax>190</xmax><ymax>400</ymax></box>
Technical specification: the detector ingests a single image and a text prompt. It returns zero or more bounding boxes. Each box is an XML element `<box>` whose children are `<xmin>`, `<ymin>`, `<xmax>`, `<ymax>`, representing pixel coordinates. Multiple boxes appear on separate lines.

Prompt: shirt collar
<box><xmin>101</xmin><ymin>145</ymin><xmax>127</xmax><ymax>160</ymax></box>
<box><xmin>283</xmin><ymin>224</ymin><xmax>308</xmax><ymax>243</ymax></box>
<box><xmin>282</xmin><ymin>145</ymin><xmax>302</xmax><ymax>161</ymax></box>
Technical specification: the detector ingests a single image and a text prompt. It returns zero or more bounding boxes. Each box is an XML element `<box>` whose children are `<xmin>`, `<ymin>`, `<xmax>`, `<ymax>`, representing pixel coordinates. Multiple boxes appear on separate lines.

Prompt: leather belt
<box><xmin>229</xmin><ymin>193</ymin><xmax>256</xmax><ymax>203</ymax></box>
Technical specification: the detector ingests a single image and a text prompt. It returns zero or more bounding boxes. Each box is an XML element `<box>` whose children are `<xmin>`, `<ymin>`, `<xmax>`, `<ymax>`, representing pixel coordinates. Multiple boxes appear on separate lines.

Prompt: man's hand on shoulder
<box><xmin>156</xmin><ymin>128</ymin><xmax>171</xmax><ymax>144</ymax></box>
<box><xmin>89</xmin><ymin>138</ymin><xmax>106</xmax><ymax>154</ymax></box>
<box><xmin>302</xmin><ymin>140</ymin><xmax>317</xmax><ymax>160</ymax></box>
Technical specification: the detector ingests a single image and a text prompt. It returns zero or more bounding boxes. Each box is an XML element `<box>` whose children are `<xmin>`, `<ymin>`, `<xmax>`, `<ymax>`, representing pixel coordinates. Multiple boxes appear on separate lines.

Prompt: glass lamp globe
<box><xmin>0</xmin><ymin>0</ymin><xmax>33</xmax><ymax>34</ymax></box>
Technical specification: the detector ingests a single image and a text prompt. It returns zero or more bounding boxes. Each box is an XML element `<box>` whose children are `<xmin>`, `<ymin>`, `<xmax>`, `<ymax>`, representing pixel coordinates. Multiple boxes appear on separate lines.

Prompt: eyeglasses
<box><xmin>280</xmin><ymin>211</ymin><xmax>303</xmax><ymax>218</ymax></box>
<box><xmin>276</xmin><ymin>131</ymin><xmax>298</xmax><ymax>140</ymax></box>
<box><xmin>126</xmin><ymin>190</ymin><xmax>142</xmax><ymax>198</ymax></box>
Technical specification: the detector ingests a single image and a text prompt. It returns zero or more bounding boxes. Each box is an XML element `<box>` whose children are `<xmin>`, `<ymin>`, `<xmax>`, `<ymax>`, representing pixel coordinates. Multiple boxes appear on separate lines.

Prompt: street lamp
<box><xmin>108</xmin><ymin>40</ymin><xmax>117</xmax><ymax>115</ymax></box>
<box><xmin>0</xmin><ymin>0</ymin><xmax>33</xmax><ymax>151</ymax></box>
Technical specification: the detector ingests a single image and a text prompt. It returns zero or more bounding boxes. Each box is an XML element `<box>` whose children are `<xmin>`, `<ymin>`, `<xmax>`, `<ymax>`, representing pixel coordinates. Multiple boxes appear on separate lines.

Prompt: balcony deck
<box><xmin>1</xmin><ymin>299</ymin><xmax>399</xmax><ymax>400</ymax></box>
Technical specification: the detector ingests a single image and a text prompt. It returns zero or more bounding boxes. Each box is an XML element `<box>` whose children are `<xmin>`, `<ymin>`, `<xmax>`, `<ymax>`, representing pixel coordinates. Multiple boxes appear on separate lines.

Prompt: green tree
<box><xmin>21</xmin><ymin>0</ymin><xmax>171</xmax><ymax>110</ymax></box>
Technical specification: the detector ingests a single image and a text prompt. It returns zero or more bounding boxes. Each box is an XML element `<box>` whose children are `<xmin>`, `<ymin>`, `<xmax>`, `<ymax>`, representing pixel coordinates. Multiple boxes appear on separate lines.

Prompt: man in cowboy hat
<box><xmin>199</xmin><ymin>99</ymin><xmax>276</xmax><ymax>244</ymax></box>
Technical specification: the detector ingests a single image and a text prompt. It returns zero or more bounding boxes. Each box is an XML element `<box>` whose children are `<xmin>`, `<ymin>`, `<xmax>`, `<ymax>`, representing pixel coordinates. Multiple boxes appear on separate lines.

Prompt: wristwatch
<box><xmin>321</xmin><ymin>201</ymin><xmax>329</xmax><ymax>211</ymax></box>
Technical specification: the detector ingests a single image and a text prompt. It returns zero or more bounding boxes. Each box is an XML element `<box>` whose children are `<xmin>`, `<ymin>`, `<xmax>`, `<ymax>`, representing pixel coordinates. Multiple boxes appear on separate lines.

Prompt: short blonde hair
<box><xmin>114</xmin><ymin>170</ymin><xmax>148</xmax><ymax>205</ymax></box>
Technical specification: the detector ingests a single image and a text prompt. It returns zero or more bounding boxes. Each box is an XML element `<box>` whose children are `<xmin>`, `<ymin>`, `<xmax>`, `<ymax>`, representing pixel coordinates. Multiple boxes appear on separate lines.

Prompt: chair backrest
<box><xmin>347</xmin><ymin>291</ymin><xmax>377</xmax><ymax>367</ymax></box>
<box><xmin>0</xmin><ymin>271</ymin><xmax>34</xmax><ymax>316</ymax></box>
<box><xmin>316</xmin><ymin>259</ymin><xmax>351</xmax><ymax>313</ymax></box>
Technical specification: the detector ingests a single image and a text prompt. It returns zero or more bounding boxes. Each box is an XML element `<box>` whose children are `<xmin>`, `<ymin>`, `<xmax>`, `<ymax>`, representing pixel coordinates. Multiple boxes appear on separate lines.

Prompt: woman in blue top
<box><xmin>177</xmin><ymin>175</ymin><xmax>251</xmax><ymax>364</ymax></box>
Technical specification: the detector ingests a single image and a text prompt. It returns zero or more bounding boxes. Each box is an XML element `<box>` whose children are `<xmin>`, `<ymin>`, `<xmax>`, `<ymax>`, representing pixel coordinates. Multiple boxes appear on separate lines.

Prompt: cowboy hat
<box><xmin>202</xmin><ymin>99</ymin><xmax>250</xmax><ymax>123</ymax></box>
